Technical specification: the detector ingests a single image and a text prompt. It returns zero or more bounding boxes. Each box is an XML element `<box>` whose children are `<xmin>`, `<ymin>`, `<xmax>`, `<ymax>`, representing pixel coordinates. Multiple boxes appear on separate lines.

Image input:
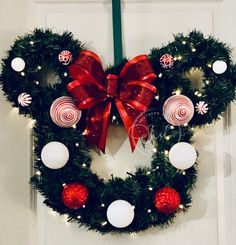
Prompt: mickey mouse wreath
<box><xmin>1</xmin><ymin>29</ymin><xmax>236</xmax><ymax>234</ymax></box>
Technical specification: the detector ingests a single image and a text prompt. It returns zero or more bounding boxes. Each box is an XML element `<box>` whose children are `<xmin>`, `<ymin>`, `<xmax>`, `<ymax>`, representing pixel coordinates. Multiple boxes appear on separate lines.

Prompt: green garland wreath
<box><xmin>1</xmin><ymin>29</ymin><xmax>236</xmax><ymax>234</ymax></box>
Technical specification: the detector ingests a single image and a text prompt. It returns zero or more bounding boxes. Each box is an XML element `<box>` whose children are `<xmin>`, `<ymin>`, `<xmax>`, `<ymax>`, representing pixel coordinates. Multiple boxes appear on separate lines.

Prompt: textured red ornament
<box><xmin>154</xmin><ymin>187</ymin><xmax>180</xmax><ymax>214</ymax></box>
<box><xmin>61</xmin><ymin>183</ymin><xmax>88</xmax><ymax>209</ymax></box>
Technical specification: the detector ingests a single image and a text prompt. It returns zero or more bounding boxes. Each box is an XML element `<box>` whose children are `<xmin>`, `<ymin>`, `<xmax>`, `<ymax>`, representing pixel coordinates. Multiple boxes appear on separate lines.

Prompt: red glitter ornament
<box><xmin>160</xmin><ymin>54</ymin><xmax>174</xmax><ymax>69</ymax></box>
<box><xmin>154</xmin><ymin>187</ymin><xmax>180</xmax><ymax>214</ymax></box>
<box><xmin>61</xmin><ymin>183</ymin><xmax>88</xmax><ymax>209</ymax></box>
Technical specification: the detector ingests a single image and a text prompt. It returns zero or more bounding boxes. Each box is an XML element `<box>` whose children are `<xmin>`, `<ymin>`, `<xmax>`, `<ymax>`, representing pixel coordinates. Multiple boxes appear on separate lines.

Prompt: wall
<box><xmin>0</xmin><ymin>1</ymin><xmax>33</xmax><ymax>245</ymax></box>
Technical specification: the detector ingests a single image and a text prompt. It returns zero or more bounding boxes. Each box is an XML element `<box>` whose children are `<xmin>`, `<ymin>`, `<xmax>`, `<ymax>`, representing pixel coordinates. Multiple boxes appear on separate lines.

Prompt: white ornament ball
<box><xmin>11</xmin><ymin>57</ymin><xmax>26</xmax><ymax>72</ymax></box>
<box><xmin>169</xmin><ymin>142</ymin><xmax>197</xmax><ymax>170</ymax></box>
<box><xmin>212</xmin><ymin>60</ymin><xmax>227</xmax><ymax>74</ymax></box>
<box><xmin>41</xmin><ymin>141</ymin><xmax>69</xmax><ymax>169</ymax></box>
<box><xmin>106</xmin><ymin>200</ymin><xmax>135</xmax><ymax>228</ymax></box>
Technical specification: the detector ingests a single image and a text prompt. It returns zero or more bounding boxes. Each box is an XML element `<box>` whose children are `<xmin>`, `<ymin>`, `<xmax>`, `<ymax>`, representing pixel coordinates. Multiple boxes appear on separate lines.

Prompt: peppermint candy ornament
<box><xmin>160</xmin><ymin>54</ymin><xmax>174</xmax><ymax>69</ymax></box>
<box><xmin>50</xmin><ymin>96</ymin><xmax>81</xmax><ymax>128</ymax></box>
<box><xmin>58</xmin><ymin>50</ymin><xmax>73</xmax><ymax>65</ymax></box>
<box><xmin>195</xmin><ymin>101</ymin><xmax>209</xmax><ymax>115</ymax></box>
<box><xmin>18</xmin><ymin>93</ymin><xmax>32</xmax><ymax>107</ymax></box>
<box><xmin>163</xmin><ymin>94</ymin><xmax>194</xmax><ymax>126</ymax></box>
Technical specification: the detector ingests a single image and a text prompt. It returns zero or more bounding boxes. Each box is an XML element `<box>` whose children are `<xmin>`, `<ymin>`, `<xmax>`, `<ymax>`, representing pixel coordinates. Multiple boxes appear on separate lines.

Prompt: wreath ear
<box><xmin>150</xmin><ymin>31</ymin><xmax>236</xmax><ymax>128</ymax></box>
<box><xmin>1</xmin><ymin>29</ymin><xmax>83</xmax><ymax>119</ymax></box>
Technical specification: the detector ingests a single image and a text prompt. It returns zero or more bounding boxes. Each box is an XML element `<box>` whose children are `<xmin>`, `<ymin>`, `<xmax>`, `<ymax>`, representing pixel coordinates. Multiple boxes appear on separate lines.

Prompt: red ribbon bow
<box><xmin>67</xmin><ymin>50</ymin><xmax>157</xmax><ymax>153</ymax></box>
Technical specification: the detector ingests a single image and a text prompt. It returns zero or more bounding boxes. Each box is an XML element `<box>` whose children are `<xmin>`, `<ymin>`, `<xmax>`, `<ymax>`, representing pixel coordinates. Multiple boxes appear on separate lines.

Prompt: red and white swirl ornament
<box><xmin>58</xmin><ymin>50</ymin><xmax>73</xmax><ymax>65</ymax></box>
<box><xmin>18</xmin><ymin>93</ymin><xmax>32</xmax><ymax>107</ymax></box>
<box><xmin>163</xmin><ymin>95</ymin><xmax>194</xmax><ymax>126</ymax></box>
<box><xmin>195</xmin><ymin>101</ymin><xmax>208</xmax><ymax>115</ymax></box>
<box><xmin>50</xmin><ymin>96</ymin><xmax>81</xmax><ymax>128</ymax></box>
<box><xmin>160</xmin><ymin>54</ymin><xmax>174</xmax><ymax>69</ymax></box>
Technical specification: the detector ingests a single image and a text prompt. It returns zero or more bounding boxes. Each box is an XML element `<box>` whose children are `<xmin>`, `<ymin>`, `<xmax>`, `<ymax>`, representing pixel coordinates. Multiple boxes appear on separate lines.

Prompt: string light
<box><xmin>184</xmin><ymin>123</ymin><xmax>188</xmax><ymax>127</ymax></box>
<box><xmin>197</xmin><ymin>93</ymin><xmax>202</xmax><ymax>97</ymax></box>
<box><xmin>191</xmin><ymin>48</ymin><xmax>196</xmax><ymax>52</ymax></box>
<box><xmin>207</xmin><ymin>63</ymin><xmax>212</xmax><ymax>68</ymax></box>
<box><xmin>147</xmin><ymin>209</ymin><xmax>152</xmax><ymax>213</ymax></box>
<box><xmin>82</xmin><ymin>163</ymin><xmax>87</xmax><ymax>168</ymax></box>
<box><xmin>205</xmin><ymin>80</ymin><xmax>210</xmax><ymax>85</ymax></box>
<box><xmin>101</xmin><ymin>203</ymin><xmax>105</xmax><ymax>207</ymax></box>
<box><xmin>156</xmin><ymin>166</ymin><xmax>160</xmax><ymax>170</ymax></box>
<box><xmin>62</xmin><ymin>183</ymin><xmax>66</xmax><ymax>187</ymax></box>
<box><xmin>148</xmin><ymin>187</ymin><xmax>153</xmax><ymax>191</ymax></box>
<box><xmin>164</xmin><ymin>150</ymin><xmax>169</xmax><ymax>155</ymax></box>
<box><xmin>179</xmin><ymin>204</ymin><xmax>184</xmax><ymax>209</ymax></box>
<box><xmin>165</xmin><ymin>136</ymin><xmax>170</xmax><ymax>140</ymax></box>
<box><xmin>29</xmin><ymin>41</ymin><xmax>34</xmax><ymax>45</ymax></box>
<box><xmin>82</xmin><ymin>129</ymin><xmax>88</xmax><ymax>135</ymax></box>
<box><xmin>182</xmin><ymin>171</ymin><xmax>186</xmax><ymax>175</ymax></box>
<box><xmin>132</xmin><ymin>205</ymin><xmax>135</xmax><ymax>210</ymax></box>
<box><xmin>21</xmin><ymin>72</ymin><xmax>25</xmax><ymax>76</ymax></box>
<box><xmin>72</xmin><ymin>124</ymin><xmax>76</xmax><ymax>129</ymax></box>
<box><xmin>194</xmin><ymin>91</ymin><xmax>199</xmax><ymax>96</ymax></box>
<box><xmin>77</xmin><ymin>215</ymin><xmax>81</xmax><ymax>219</ymax></box>
<box><xmin>177</xmin><ymin>56</ymin><xmax>182</xmax><ymax>61</ymax></box>
<box><xmin>64</xmin><ymin>72</ymin><xmax>68</xmax><ymax>77</ymax></box>
<box><xmin>152</xmin><ymin>147</ymin><xmax>157</xmax><ymax>153</ymax></box>
<box><xmin>75</xmin><ymin>143</ymin><xmax>79</xmax><ymax>147</ymax></box>
<box><xmin>29</xmin><ymin>119</ymin><xmax>36</xmax><ymax>129</ymax></box>
<box><xmin>101</xmin><ymin>221</ymin><xmax>108</xmax><ymax>226</ymax></box>
<box><xmin>112</xmin><ymin>115</ymin><xmax>116</xmax><ymax>122</ymax></box>
<box><xmin>173</xmin><ymin>88</ymin><xmax>181</xmax><ymax>95</ymax></box>
<box><xmin>174</xmin><ymin>56</ymin><xmax>178</xmax><ymax>61</ymax></box>
<box><xmin>170</xmin><ymin>125</ymin><xmax>175</xmax><ymax>129</ymax></box>
<box><xmin>37</xmin><ymin>66</ymin><xmax>42</xmax><ymax>70</ymax></box>
<box><xmin>155</xmin><ymin>95</ymin><xmax>159</xmax><ymax>100</ymax></box>
<box><xmin>182</xmin><ymin>40</ymin><xmax>187</xmax><ymax>45</ymax></box>
<box><xmin>82</xmin><ymin>205</ymin><xmax>86</xmax><ymax>208</ymax></box>
<box><xmin>158</xmin><ymin>73</ymin><xmax>163</xmax><ymax>78</ymax></box>
<box><xmin>36</xmin><ymin>170</ymin><xmax>41</xmax><ymax>176</ymax></box>
<box><xmin>146</xmin><ymin>171</ymin><xmax>151</xmax><ymax>175</ymax></box>
<box><xmin>35</xmin><ymin>80</ymin><xmax>39</xmax><ymax>85</ymax></box>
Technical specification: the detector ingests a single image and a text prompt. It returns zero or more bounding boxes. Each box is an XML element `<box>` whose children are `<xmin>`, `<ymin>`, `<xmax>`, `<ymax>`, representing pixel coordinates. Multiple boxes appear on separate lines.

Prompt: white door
<box><xmin>2</xmin><ymin>0</ymin><xmax>236</xmax><ymax>245</ymax></box>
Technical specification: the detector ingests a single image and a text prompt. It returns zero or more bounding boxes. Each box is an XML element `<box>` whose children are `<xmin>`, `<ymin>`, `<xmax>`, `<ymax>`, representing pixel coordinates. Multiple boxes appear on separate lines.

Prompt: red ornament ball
<box><xmin>61</xmin><ymin>183</ymin><xmax>88</xmax><ymax>209</ymax></box>
<box><xmin>154</xmin><ymin>187</ymin><xmax>180</xmax><ymax>214</ymax></box>
<box><xmin>160</xmin><ymin>54</ymin><xmax>174</xmax><ymax>69</ymax></box>
<box><xmin>58</xmin><ymin>50</ymin><xmax>73</xmax><ymax>65</ymax></box>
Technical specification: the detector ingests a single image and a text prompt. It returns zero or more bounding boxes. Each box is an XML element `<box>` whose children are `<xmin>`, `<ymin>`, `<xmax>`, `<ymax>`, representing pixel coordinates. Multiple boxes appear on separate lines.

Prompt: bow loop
<box><xmin>119</xmin><ymin>55</ymin><xmax>157</xmax><ymax>84</ymax></box>
<box><xmin>67</xmin><ymin>50</ymin><xmax>157</xmax><ymax>153</ymax></box>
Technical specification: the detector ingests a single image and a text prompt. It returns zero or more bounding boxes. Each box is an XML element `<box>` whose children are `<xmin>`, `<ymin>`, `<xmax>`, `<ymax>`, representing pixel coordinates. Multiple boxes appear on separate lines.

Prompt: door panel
<box><xmin>30</xmin><ymin>1</ymin><xmax>227</xmax><ymax>245</ymax></box>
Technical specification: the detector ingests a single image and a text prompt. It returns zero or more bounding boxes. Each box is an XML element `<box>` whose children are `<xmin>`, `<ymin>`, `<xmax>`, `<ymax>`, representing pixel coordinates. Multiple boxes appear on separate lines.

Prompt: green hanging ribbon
<box><xmin>112</xmin><ymin>0</ymin><xmax>123</xmax><ymax>65</ymax></box>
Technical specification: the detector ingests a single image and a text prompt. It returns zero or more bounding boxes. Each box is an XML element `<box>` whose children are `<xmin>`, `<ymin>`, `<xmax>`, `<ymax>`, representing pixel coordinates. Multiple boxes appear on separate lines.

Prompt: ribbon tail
<box><xmin>86</xmin><ymin>101</ymin><xmax>112</xmax><ymax>153</ymax></box>
<box><xmin>115</xmin><ymin>99</ymin><xmax>140</xmax><ymax>152</ymax></box>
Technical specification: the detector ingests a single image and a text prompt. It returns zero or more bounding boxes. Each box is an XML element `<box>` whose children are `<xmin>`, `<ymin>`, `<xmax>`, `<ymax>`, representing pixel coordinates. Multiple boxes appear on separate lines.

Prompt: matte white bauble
<box><xmin>41</xmin><ymin>141</ymin><xmax>69</xmax><ymax>169</ymax></box>
<box><xmin>106</xmin><ymin>200</ymin><xmax>134</xmax><ymax>228</ymax></box>
<box><xmin>11</xmin><ymin>57</ymin><xmax>26</xmax><ymax>72</ymax></box>
<box><xmin>169</xmin><ymin>142</ymin><xmax>197</xmax><ymax>170</ymax></box>
<box><xmin>212</xmin><ymin>60</ymin><xmax>227</xmax><ymax>74</ymax></box>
